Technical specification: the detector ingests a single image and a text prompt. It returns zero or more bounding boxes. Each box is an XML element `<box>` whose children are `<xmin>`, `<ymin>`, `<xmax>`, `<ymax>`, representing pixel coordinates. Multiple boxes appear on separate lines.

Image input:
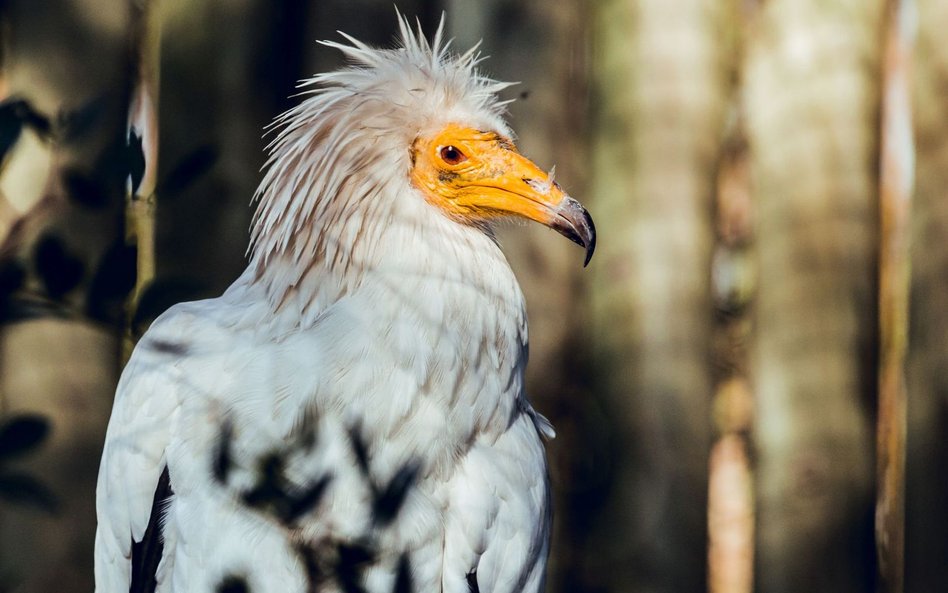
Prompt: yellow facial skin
<box><xmin>411</xmin><ymin>123</ymin><xmax>596</xmax><ymax>265</ymax></box>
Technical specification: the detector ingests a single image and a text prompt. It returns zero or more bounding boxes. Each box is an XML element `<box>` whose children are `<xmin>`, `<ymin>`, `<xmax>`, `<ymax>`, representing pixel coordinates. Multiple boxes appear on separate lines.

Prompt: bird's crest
<box><xmin>248</xmin><ymin>12</ymin><xmax>515</xmax><ymax>292</ymax></box>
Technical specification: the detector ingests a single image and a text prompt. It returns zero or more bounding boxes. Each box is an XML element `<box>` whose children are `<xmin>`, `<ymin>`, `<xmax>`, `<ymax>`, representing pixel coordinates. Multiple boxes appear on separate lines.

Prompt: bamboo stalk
<box><xmin>123</xmin><ymin>0</ymin><xmax>161</xmax><ymax>359</ymax></box>
<box><xmin>708</xmin><ymin>381</ymin><xmax>755</xmax><ymax>593</ymax></box>
<box><xmin>708</xmin><ymin>98</ymin><xmax>755</xmax><ymax>593</ymax></box>
<box><xmin>876</xmin><ymin>0</ymin><xmax>916</xmax><ymax>592</ymax></box>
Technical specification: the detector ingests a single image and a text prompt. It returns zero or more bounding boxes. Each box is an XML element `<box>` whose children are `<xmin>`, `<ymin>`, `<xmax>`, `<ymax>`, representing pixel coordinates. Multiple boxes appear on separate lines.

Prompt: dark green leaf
<box><xmin>86</xmin><ymin>241</ymin><xmax>137</xmax><ymax>324</ymax></box>
<box><xmin>294</xmin><ymin>542</ymin><xmax>323</xmax><ymax>592</ymax></box>
<box><xmin>0</xmin><ymin>260</ymin><xmax>26</xmax><ymax>300</ymax></box>
<box><xmin>0</xmin><ymin>471</ymin><xmax>59</xmax><ymax>514</ymax></box>
<box><xmin>0</xmin><ymin>296</ymin><xmax>67</xmax><ymax>324</ymax></box>
<box><xmin>63</xmin><ymin>168</ymin><xmax>110</xmax><ymax>209</ymax></box>
<box><xmin>336</xmin><ymin>542</ymin><xmax>373</xmax><ymax>593</ymax></box>
<box><xmin>142</xmin><ymin>339</ymin><xmax>189</xmax><ymax>356</ymax></box>
<box><xmin>16</xmin><ymin>101</ymin><xmax>52</xmax><ymax>138</ymax></box>
<box><xmin>282</xmin><ymin>474</ymin><xmax>332</xmax><ymax>525</ymax></box>
<box><xmin>34</xmin><ymin>234</ymin><xmax>85</xmax><ymax>299</ymax></box>
<box><xmin>240</xmin><ymin>452</ymin><xmax>290</xmax><ymax>518</ymax></box>
<box><xmin>393</xmin><ymin>553</ymin><xmax>413</xmax><ymax>593</ymax></box>
<box><xmin>212</xmin><ymin>420</ymin><xmax>234</xmax><ymax>485</ymax></box>
<box><xmin>216</xmin><ymin>575</ymin><xmax>249</xmax><ymax>593</ymax></box>
<box><xmin>0</xmin><ymin>102</ymin><xmax>24</xmax><ymax>164</ymax></box>
<box><xmin>372</xmin><ymin>462</ymin><xmax>419</xmax><ymax>527</ymax></box>
<box><xmin>346</xmin><ymin>424</ymin><xmax>371</xmax><ymax>477</ymax></box>
<box><xmin>0</xmin><ymin>98</ymin><xmax>51</xmax><ymax>153</ymax></box>
<box><xmin>125</xmin><ymin>130</ymin><xmax>146</xmax><ymax>195</ymax></box>
<box><xmin>0</xmin><ymin>415</ymin><xmax>50</xmax><ymax>460</ymax></box>
<box><xmin>58</xmin><ymin>95</ymin><xmax>107</xmax><ymax>143</ymax></box>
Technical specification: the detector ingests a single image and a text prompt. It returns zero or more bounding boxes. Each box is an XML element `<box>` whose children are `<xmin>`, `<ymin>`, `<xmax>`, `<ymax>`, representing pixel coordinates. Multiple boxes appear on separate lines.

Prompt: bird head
<box><xmin>410</xmin><ymin>124</ymin><xmax>595</xmax><ymax>266</ymax></box>
<box><xmin>250</xmin><ymin>14</ymin><xmax>595</xmax><ymax>298</ymax></box>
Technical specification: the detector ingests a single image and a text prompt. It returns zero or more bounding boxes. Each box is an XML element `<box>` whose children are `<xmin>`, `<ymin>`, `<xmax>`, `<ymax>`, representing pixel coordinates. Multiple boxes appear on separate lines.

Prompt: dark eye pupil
<box><xmin>440</xmin><ymin>146</ymin><xmax>465</xmax><ymax>164</ymax></box>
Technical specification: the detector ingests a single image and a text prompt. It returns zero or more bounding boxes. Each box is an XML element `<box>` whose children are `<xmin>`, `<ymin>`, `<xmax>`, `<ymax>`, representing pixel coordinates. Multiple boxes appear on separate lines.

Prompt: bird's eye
<box><xmin>439</xmin><ymin>145</ymin><xmax>467</xmax><ymax>165</ymax></box>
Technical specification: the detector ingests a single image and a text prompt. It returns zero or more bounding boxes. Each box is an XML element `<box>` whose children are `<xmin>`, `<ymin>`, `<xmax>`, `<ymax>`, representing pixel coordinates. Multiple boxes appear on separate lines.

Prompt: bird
<box><xmin>95</xmin><ymin>14</ymin><xmax>594</xmax><ymax>593</ymax></box>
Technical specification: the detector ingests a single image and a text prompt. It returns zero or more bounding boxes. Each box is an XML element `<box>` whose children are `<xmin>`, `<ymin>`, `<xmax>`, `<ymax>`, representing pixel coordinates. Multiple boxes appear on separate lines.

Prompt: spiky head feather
<box><xmin>249</xmin><ymin>15</ymin><xmax>515</xmax><ymax>293</ymax></box>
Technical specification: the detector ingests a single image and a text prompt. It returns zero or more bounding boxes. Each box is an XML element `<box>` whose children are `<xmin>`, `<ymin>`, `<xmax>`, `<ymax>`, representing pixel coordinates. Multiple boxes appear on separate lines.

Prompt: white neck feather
<box><xmin>249</xmin><ymin>176</ymin><xmax>521</xmax><ymax>329</ymax></box>
<box><xmin>240</xmin><ymin>16</ymin><xmax>519</xmax><ymax>327</ymax></box>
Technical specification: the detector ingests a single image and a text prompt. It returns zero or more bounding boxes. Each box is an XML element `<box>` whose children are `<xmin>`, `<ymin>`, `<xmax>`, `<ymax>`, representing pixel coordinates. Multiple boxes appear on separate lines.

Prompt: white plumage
<box><xmin>95</xmin><ymin>15</ymin><xmax>593</xmax><ymax>593</ymax></box>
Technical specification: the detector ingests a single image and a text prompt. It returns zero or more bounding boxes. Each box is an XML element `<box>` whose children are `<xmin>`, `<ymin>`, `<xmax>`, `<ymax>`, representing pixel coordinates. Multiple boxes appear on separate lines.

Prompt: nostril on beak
<box><xmin>523</xmin><ymin>178</ymin><xmax>551</xmax><ymax>194</ymax></box>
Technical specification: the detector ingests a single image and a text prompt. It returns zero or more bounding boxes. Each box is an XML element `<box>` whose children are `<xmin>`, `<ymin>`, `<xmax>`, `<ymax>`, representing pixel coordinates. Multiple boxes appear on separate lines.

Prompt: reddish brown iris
<box><xmin>439</xmin><ymin>145</ymin><xmax>467</xmax><ymax>165</ymax></box>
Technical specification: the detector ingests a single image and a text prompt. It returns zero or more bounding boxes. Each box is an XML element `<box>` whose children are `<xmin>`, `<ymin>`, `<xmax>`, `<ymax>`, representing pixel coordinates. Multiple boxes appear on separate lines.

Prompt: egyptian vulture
<box><xmin>95</xmin><ymin>15</ymin><xmax>594</xmax><ymax>593</ymax></box>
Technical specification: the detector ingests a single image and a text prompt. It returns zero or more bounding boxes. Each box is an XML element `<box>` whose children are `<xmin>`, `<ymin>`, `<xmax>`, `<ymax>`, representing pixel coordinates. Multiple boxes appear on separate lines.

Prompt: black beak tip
<box><xmin>582</xmin><ymin>214</ymin><xmax>596</xmax><ymax>268</ymax></box>
<box><xmin>552</xmin><ymin>197</ymin><xmax>597</xmax><ymax>268</ymax></box>
<box><xmin>583</xmin><ymin>242</ymin><xmax>595</xmax><ymax>267</ymax></box>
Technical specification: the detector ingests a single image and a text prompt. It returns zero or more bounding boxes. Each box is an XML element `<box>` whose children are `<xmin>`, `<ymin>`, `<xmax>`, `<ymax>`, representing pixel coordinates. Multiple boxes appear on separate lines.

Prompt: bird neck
<box><xmin>243</xmin><ymin>190</ymin><xmax>526</xmax><ymax>334</ymax></box>
<box><xmin>230</xmin><ymin>189</ymin><xmax>530</xmax><ymax>435</ymax></box>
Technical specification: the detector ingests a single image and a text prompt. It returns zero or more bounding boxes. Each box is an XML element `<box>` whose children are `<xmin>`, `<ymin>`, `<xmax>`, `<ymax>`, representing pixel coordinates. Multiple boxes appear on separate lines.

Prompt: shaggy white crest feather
<box><xmin>249</xmin><ymin>15</ymin><xmax>515</xmax><ymax>315</ymax></box>
<box><xmin>95</xmin><ymin>13</ymin><xmax>553</xmax><ymax>593</ymax></box>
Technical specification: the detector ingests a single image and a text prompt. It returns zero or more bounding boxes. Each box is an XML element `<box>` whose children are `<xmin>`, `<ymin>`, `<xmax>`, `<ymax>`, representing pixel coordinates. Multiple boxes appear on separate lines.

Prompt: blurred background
<box><xmin>0</xmin><ymin>0</ymin><xmax>945</xmax><ymax>592</ymax></box>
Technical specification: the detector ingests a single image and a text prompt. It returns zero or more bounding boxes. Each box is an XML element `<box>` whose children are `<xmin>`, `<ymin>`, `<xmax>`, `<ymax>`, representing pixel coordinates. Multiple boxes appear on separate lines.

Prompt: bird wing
<box><xmin>442</xmin><ymin>411</ymin><xmax>551</xmax><ymax>593</ymax></box>
<box><xmin>94</xmin><ymin>306</ymin><xmax>199</xmax><ymax>593</ymax></box>
<box><xmin>95</xmin><ymin>292</ymin><xmax>439</xmax><ymax>593</ymax></box>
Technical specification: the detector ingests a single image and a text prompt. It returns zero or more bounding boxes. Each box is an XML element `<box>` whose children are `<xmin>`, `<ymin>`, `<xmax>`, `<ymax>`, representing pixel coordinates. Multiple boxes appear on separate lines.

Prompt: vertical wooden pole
<box><xmin>708</xmin><ymin>130</ymin><xmax>755</xmax><ymax>593</ymax></box>
<box><xmin>707</xmin><ymin>7</ymin><xmax>755</xmax><ymax>592</ymax></box>
<box><xmin>124</xmin><ymin>0</ymin><xmax>161</xmax><ymax>359</ymax></box>
<box><xmin>876</xmin><ymin>1</ymin><xmax>915</xmax><ymax>592</ymax></box>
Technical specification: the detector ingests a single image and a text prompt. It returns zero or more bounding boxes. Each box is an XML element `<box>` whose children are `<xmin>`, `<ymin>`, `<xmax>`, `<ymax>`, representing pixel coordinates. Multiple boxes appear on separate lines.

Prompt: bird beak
<box><xmin>462</xmin><ymin>151</ymin><xmax>597</xmax><ymax>266</ymax></box>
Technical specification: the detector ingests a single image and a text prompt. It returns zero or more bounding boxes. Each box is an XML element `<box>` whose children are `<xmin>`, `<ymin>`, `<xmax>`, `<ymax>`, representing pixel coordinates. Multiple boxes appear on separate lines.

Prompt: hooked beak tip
<box><xmin>584</xmin><ymin>228</ymin><xmax>596</xmax><ymax>267</ymax></box>
<box><xmin>550</xmin><ymin>196</ymin><xmax>596</xmax><ymax>267</ymax></box>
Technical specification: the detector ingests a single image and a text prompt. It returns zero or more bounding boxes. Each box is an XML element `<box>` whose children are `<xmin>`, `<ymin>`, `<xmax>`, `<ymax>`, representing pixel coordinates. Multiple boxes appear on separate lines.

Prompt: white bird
<box><xmin>95</xmin><ymin>15</ymin><xmax>594</xmax><ymax>593</ymax></box>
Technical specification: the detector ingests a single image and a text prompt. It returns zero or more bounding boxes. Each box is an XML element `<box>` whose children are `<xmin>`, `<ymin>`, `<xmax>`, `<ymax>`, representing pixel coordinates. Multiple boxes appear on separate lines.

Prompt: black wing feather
<box><xmin>130</xmin><ymin>466</ymin><xmax>172</xmax><ymax>593</ymax></box>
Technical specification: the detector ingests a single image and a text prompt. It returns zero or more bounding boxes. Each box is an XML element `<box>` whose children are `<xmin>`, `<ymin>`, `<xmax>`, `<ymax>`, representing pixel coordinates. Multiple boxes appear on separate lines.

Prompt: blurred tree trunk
<box><xmin>586</xmin><ymin>1</ymin><xmax>730</xmax><ymax>591</ymax></box>
<box><xmin>0</xmin><ymin>2</ymin><xmax>130</xmax><ymax>592</ymax></box>
<box><xmin>744</xmin><ymin>1</ymin><xmax>883</xmax><ymax>592</ymax></box>
<box><xmin>444</xmin><ymin>1</ymin><xmax>593</xmax><ymax>591</ymax></box>
<box><xmin>905</xmin><ymin>0</ymin><xmax>948</xmax><ymax>591</ymax></box>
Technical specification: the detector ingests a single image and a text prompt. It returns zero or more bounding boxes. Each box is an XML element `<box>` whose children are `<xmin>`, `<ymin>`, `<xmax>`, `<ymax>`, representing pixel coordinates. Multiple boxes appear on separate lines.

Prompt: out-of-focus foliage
<box><xmin>0</xmin><ymin>414</ymin><xmax>57</xmax><ymax>514</ymax></box>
